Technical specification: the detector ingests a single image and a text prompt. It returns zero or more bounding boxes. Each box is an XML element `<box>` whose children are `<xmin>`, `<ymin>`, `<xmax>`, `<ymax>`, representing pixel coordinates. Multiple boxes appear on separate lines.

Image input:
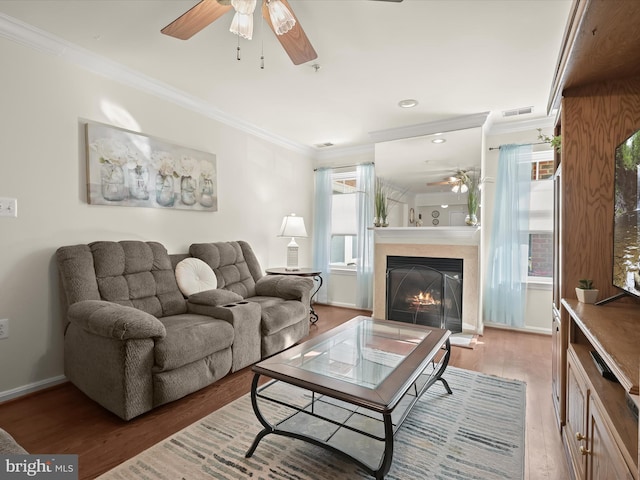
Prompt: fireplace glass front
<box><xmin>386</xmin><ymin>256</ymin><xmax>463</xmax><ymax>333</ymax></box>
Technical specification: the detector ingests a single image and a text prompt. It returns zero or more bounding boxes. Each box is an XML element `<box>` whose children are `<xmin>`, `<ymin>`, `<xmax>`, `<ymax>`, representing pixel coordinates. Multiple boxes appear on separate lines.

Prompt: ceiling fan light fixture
<box><xmin>268</xmin><ymin>0</ymin><xmax>296</xmax><ymax>35</ymax></box>
<box><xmin>230</xmin><ymin>0</ymin><xmax>257</xmax><ymax>39</ymax></box>
<box><xmin>452</xmin><ymin>183</ymin><xmax>468</xmax><ymax>194</ymax></box>
<box><xmin>230</xmin><ymin>12</ymin><xmax>254</xmax><ymax>39</ymax></box>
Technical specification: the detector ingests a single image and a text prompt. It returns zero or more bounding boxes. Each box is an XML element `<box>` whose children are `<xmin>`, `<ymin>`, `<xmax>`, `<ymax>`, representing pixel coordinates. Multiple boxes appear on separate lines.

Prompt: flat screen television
<box><xmin>613</xmin><ymin>128</ymin><xmax>640</xmax><ymax>299</ymax></box>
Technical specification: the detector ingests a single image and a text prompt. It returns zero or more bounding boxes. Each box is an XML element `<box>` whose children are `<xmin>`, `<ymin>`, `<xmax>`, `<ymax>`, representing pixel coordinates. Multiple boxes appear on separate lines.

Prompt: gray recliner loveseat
<box><xmin>56</xmin><ymin>240</ymin><xmax>313</xmax><ymax>420</ymax></box>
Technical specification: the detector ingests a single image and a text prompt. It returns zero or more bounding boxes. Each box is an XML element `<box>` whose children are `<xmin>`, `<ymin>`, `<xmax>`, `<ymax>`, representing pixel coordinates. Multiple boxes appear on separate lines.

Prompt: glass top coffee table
<box><xmin>245</xmin><ymin>315</ymin><xmax>451</xmax><ymax>479</ymax></box>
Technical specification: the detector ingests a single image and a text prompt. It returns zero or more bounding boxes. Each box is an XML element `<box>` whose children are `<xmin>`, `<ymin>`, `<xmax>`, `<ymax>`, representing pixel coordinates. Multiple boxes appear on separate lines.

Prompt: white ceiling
<box><xmin>0</xmin><ymin>0</ymin><xmax>572</xmax><ymax>190</ymax></box>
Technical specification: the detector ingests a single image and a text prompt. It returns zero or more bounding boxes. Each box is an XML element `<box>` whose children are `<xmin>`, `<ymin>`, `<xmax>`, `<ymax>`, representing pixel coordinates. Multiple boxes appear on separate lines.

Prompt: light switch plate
<box><xmin>0</xmin><ymin>197</ymin><xmax>17</xmax><ymax>218</ymax></box>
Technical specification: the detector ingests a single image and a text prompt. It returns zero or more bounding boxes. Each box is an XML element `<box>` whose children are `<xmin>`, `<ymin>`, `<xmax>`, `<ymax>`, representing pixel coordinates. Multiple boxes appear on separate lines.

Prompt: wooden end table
<box><xmin>265</xmin><ymin>267</ymin><xmax>322</xmax><ymax>324</ymax></box>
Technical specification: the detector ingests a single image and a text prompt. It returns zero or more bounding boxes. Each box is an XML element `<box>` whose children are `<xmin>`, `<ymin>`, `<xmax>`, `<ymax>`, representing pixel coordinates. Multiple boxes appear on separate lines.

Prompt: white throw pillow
<box><xmin>175</xmin><ymin>258</ymin><xmax>218</xmax><ymax>297</ymax></box>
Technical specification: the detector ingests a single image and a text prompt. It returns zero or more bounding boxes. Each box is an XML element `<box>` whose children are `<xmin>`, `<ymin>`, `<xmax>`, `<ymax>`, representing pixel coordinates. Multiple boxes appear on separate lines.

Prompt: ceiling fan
<box><xmin>427</xmin><ymin>170</ymin><xmax>472</xmax><ymax>193</ymax></box>
<box><xmin>161</xmin><ymin>0</ymin><xmax>403</xmax><ymax>66</ymax></box>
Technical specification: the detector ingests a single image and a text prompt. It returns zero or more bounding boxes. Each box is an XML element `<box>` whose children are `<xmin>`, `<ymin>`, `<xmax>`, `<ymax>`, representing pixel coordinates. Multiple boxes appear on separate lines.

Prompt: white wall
<box><xmin>0</xmin><ymin>38</ymin><xmax>314</xmax><ymax>397</ymax></box>
<box><xmin>482</xmin><ymin>126</ymin><xmax>554</xmax><ymax>333</ymax></box>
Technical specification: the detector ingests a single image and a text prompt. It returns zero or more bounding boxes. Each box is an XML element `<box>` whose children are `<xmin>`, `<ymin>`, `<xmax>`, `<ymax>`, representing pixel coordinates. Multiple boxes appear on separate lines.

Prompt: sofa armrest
<box><xmin>255</xmin><ymin>275</ymin><xmax>313</xmax><ymax>301</ymax></box>
<box><xmin>187</xmin><ymin>289</ymin><xmax>244</xmax><ymax>307</ymax></box>
<box><xmin>68</xmin><ymin>300</ymin><xmax>166</xmax><ymax>340</ymax></box>
<box><xmin>0</xmin><ymin>428</ymin><xmax>28</xmax><ymax>454</ymax></box>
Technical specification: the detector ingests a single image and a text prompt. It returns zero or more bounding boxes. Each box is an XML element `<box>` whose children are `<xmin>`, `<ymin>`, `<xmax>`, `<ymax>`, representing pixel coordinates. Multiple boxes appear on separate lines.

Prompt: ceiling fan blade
<box><xmin>426</xmin><ymin>181</ymin><xmax>452</xmax><ymax>186</ymax></box>
<box><xmin>262</xmin><ymin>0</ymin><xmax>318</xmax><ymax>65</ymax></box>
<box><xmin>161</xmin><ymin>0</ymin><xmax>232</xmax><ymax>40</ymax></box>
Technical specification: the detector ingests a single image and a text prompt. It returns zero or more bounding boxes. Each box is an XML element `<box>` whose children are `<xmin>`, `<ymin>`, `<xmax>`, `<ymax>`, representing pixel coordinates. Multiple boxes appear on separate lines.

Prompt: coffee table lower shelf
<box><xmin>245</xmin><ymin>339</ymin><xmax>451</xmax><ymax>479</ymax></box>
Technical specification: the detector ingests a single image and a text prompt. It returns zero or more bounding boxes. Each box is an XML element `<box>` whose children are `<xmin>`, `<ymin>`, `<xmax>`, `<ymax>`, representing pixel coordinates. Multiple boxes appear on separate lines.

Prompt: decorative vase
<box><xmin>199</xmin><ymin>177</ymin><xmax>215</xmax><ymax>207</ymax></box>
<box><xmin>100</xmin><ymin>163</ymin><xmax>126</xmax><ymax>201</ymax></box>
<box><xmin>155</xmin><ymin>174</ymin><xmax>175</xmax><ymax>207</ymax></box>
<box><xmin>576</xmin><ymin>288</ymin><xmax>599</xmax><ymax>304</ymax></box>
<box><xmin>465</xmin><ymin>213</ymin><xmax>478</xmax><ymax>226</ymax></box>
<box><xmin>128</xmin><ymin>165</ymin><xmax>149</xmax><ymax>200</ymax></box>
<box><xmin>180</xmin><ymin>175</ymin><xmax>197</xmax><ymax>206</ymax></box>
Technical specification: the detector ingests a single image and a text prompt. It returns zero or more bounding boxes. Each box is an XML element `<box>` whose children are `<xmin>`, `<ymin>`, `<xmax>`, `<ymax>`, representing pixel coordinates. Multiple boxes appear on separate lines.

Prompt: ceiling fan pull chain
<box><xmin>237</xmin><ymin>34</ymin><xmax>241</xmax><ymax>61</ymax></box>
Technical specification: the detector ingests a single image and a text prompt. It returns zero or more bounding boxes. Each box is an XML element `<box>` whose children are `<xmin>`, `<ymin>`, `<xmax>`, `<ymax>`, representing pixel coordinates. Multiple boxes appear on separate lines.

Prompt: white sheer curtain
<box><xmin>312</xmin><ymin>168</ymin><xmax>332</xmax><ymax>303</ymax></box>
<box><xmin>484</xmin><ymin>144</ymin><xmax>532</xmax><ymax>327</ymax></box>
<box><xmin>355</xmin><ymin>164</ymin><xmax>375</xmax><ymax>309</ymax></box>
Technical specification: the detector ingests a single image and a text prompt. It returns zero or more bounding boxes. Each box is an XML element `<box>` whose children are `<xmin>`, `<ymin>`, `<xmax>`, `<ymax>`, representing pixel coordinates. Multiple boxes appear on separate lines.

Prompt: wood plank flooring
<box><xmin>0</xmin><ymin>305</ymin><xmax>569</xmax><ymax>479</ymax></box>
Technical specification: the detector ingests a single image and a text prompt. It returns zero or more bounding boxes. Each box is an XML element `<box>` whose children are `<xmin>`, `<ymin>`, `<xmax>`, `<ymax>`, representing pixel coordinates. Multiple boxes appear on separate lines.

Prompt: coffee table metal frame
<box><xmin>245</xmin><ymin>316</ymin><xmax>451</xmax><ymax>479</ymax></box>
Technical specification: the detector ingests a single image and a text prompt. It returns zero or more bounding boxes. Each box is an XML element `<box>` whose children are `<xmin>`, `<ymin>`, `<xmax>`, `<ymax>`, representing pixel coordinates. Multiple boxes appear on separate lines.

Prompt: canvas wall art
<box><xmin>86</xmin><ymin>122</ymin><xmax>217</xmax><ymax>211</ymax></box>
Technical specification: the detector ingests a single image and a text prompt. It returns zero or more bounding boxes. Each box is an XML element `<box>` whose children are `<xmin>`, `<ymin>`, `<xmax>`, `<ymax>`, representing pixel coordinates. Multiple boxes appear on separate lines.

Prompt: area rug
<box><xmin>98</xmin><ymin>367</ymin><xmax>525</xmax><ymax>480</ymax></box>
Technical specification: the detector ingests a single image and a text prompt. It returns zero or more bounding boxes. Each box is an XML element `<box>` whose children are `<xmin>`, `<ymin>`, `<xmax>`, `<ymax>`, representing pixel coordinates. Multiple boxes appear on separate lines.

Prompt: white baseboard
<box><xmin>0</xmin><ymin>375</ymin><xmax>67</xmax><ymax>404</ymax></box>
<box><xmin>316</xmin><ymin>301</ymin><xmax>371</xmax><ymax>311</ymax></box>
<box><xmin>484</xmin><ymin>322</ymin><xmax>551</xmax><ymax>335</ymax></box>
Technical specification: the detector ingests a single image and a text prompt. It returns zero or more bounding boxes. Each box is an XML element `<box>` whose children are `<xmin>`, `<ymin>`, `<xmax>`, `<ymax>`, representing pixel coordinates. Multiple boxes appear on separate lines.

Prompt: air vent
<box><xmin>502</xmin><ymin>106</ymin><xmax>533</xmax><ymax>117</ymax></box>
<box><xmin>314</xmin><ymin>142</ymin><xmax>334</xmax><ymax>148</ymax></box>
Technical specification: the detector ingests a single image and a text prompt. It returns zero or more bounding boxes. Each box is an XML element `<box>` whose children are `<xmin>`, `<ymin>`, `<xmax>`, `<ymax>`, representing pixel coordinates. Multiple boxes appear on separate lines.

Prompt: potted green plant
<box><xmin>575</xmin><ymin>279</ymin><xmax>599</xmax><ymax>304</ymax></box>
<box><xmin>537</xmin><ymin>128</ymin><xmax>562</xmax><ymax>153</ymax></box>
<box><xmin>464</xmin><ymin>171</ymin><xmax>480</xmax><ymax>226</ymax></box>
<box><xmin>374</xmin><ymin>177</ymin><xmax>389</xmax><ymax>227</ymax></box>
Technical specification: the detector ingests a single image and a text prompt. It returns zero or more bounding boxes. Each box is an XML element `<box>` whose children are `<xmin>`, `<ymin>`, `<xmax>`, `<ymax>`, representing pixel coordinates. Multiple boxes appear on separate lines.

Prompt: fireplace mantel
<box><xmin>370</xmin><ymin>226</ymin><xmax>480</xmax><ymax>245</ymax></box>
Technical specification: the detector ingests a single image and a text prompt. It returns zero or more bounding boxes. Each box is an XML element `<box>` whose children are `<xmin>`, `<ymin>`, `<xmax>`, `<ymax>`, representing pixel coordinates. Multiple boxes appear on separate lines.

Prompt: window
<box><xmin>527</xmin><ymin>153</ymin><xmax>554</xmax><ymax>281</ymax></box>
<box><xmin>529</xmin><ymin>232</ymin><xmax>553</xmax><ymax>277</ymax></box>
<box><xmin>330</xmin><ymin>171</ymin><xmax>358</xmax><ymax>269</ymax></box>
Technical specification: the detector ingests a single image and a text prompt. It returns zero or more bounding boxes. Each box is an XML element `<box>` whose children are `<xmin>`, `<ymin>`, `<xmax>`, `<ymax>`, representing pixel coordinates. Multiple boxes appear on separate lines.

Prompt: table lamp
<box><xmin>278</xmin><ymin>213</ymin><xmax>307</xmax><ymax>271</ymax></box>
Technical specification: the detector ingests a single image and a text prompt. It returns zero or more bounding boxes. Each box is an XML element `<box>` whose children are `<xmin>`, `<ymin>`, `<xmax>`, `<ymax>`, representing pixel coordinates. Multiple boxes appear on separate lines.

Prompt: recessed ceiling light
<box><xmin>398</xmin><ymin>99</ymin><xmax>418</xmax><ymax>108</ymax></box>
<box><xmin>432</xmin><ymin>138</ymin><xmax>446</xmax><ymax>144</ymax></box>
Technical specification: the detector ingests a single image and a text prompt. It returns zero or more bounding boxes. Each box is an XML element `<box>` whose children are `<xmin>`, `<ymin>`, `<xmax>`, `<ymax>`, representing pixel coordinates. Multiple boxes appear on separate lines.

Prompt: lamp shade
<box><xmin>268</xmin><ymin>0</ymin><xmax>296</xmax><ymax>35</ymax></box>
<box><xmin>279</xmin><ymin>214</ymin><xmax>307</xmax><ymax>238</ymax></box>
<box><xmin>230</xmin><ymin>0</ymin><xmax>257</xmax><ymax>39</ymax></box>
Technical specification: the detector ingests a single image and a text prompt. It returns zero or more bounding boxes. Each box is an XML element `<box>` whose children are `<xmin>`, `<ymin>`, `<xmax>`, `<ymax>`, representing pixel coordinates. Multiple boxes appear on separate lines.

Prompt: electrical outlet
<box><xmin>0</xmin><ymin>197</ymin><xmax>17</xmax><ymax>218</ymax></box>
<box><xmin>0</xmin><ymin>319</ymin><xmax>8</xmax><ymax>339</ymax></box>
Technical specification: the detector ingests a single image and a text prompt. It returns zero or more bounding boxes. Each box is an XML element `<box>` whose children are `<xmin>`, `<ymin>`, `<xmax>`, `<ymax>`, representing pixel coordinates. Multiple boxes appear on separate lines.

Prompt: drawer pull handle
<box><xmin>575</xmin><ymin>432</ymin><xmax>586</xmax><ymax>441</ymax></box>
<box><xmin>580</xmin><ymin>446</ymin><xmax>591</xmax><ymax>456</ymax></box>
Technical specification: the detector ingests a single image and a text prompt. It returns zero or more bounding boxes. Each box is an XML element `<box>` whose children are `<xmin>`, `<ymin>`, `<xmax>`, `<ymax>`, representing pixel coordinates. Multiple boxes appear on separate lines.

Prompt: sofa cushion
<box><xmin>154</xmin><ymin>314</ymin><xmax>234</xmax><ymax>371</ymax></box>
<box><xmin>88</xmin><ymin>241</ymin><xmax>187</xmax><ymax>318</ymax></box>
<box><xmin>189</xmin><ymin>242</ymin><xmax>258</xmax><ymax>298</ymax></box>
<box><xmin>246</xmin><ymin>296</ymin><xmax>308</xmax><ymax>335</ymax></box>
<box><xmin>175</xmin><ymin>258</ymin><xmax>218</xmax><ymax>297</ymax></box>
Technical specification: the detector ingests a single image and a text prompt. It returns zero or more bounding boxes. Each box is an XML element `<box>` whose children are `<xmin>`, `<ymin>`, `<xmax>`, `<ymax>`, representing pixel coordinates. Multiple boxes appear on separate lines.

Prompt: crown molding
<box><xmin>0</xmin><ymin>13</ymin><xmax>315</xmax><ymax>157</ymax></box>
<box><xmin>486</xmin><ymin>115</ymin><xmax>556</xmax><ymax>135</ymax></box>
<box><xmin>368</xmin><ymin>112</ymin><xmax>490</xmax><ymax>144</ymax></box>
<box><xmin>312</xmin><ymin>143</ymin><xmax>374</xmax><ymax>162</ymax></box>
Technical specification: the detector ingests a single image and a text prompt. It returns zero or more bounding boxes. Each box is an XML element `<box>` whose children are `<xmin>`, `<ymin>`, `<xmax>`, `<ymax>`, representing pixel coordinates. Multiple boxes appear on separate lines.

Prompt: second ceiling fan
<box><xmin>161</xmin><ymin>0</ymin><xmax>403</xmax><ymax>66</ymax></box>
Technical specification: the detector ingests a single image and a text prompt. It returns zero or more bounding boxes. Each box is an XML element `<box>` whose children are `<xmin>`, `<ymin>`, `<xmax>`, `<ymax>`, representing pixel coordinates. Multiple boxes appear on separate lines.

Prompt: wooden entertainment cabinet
<box><xmin>561</xmin><ymin>299</ymin><xmax>638</xmax><ymax>479</ymax></box>
<box><xmin>549</xmin><ymin>1</ymin><xmax>640</xmax><ymax>479</ymax></box>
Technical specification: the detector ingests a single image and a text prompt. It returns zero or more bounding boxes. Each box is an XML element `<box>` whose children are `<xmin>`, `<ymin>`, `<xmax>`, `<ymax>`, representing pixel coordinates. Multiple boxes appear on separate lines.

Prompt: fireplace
<box><xmin>386</xmin><ymin>256</ymin><xmax>463</xmax><ymax>332</ymax></box>
<box><xmin>373</xmin><ymin>238</ymin><xmax>480</xmax><ymax>334</ymax></box>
